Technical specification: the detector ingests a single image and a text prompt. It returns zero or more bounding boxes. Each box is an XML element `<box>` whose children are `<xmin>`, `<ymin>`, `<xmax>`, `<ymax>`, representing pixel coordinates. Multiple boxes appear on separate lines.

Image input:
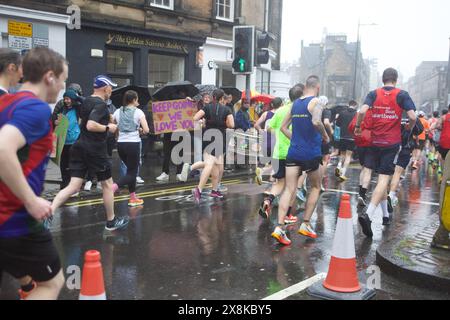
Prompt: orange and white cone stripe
<box><xmin>323</xmin><ymin>194</ymin><xmax>361</xmax><ymax>293</ymax></box>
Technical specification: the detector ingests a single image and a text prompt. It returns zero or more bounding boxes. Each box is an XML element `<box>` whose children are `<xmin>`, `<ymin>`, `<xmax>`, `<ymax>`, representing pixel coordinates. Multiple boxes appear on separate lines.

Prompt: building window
<box><xmin>256</xmin><ymin>69</ymin><xmax>270</xmax><ymax>94</ymax></box>
<box><xmin>148</xmin><ymin>53</ymin><xmax>185</xmax><ymax>91</ymax></box>
<box><xmin>149</xmin><ymin>0</ymin><xmax>174</xmax><ymax>10</ymax></box>
<box><xmin>216</xmin><ymin>0</ymin><xmax>234</xmax><ymax>22</ymax></box>
<box><xmin>107</xmin><ymin>49</ymin><xmax>134</xmax><ymax>87</ymax></box>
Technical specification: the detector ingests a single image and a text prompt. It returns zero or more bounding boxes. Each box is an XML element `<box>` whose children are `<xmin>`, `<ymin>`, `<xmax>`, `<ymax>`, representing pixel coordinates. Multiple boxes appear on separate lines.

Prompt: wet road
<box><xmin>1</xmin><ymin>164</ymin><xmax>449</xmax><ymax>300</ymax></box>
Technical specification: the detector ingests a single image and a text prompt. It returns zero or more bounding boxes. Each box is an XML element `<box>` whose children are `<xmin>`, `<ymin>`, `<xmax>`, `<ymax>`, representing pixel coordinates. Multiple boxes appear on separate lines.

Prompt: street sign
<box><xmin>8</xmin><ymin>36</ymin><xmax>32</xmax><ymax>51</ymax></box>
<box><xmin>8</xmin><ymin>20</ymin><xmax>32</xmax><ymax>37</ymax></box>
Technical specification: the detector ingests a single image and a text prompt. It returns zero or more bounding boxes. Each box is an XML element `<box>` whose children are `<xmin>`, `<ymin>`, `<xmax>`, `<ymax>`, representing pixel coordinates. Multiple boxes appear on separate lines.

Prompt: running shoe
<box><xmin>387</xmin><ymin>196</ymin><xmax>394</xmax><ymax>214</ymax></box>
<box><xmin>358</xmin><ymin>213</ymin><xmax>373</xmax><ymax>238</ymax></box>
<box><xmin>298</xmin><ymin>223</ymin><xmax>318</xmax><ymax>239</ymax></box>
<box><xmin>339</xmin><ymin>175</ymin><xmax>348</xmax><ymax>182</ymax></box>
<box><xmin>296</xmin><ymin>189</ymin><xmax>306</xmax><ymax>203</ymax></box>
<box><xmin>391</xmin><ymin>195</ymin><xmax>399</xmax><ymax>208</ymax></box>
<box><xmin>129</xmin><ymin>198</ymin><xmax>144</xmax><ymax>207</ymax></box>
<box><xmin>335</xmin><ymin>167</ymin><xmax>342</xmax><ymax>178</ymax></box>
<box><xmin>156</xmin><ymin>172</ymin><xmax>169</xmax><ymax>182</ymax></box>
<box><xmin>84</xmin><ymin>181</ymin><xmax>93</xmax><ymax>191</ymax></box>
<box><xmin>255</xmin><ymin>167</ymin><xmax>263</xmax><ymax>186</ymax></box>
<box><xmin>105</xmin><ymin>216</ymin><xmax>130</xmax><ymax>232</ymax></box>
<box><xmin>179</xmin><ymin>163</ymin><xmax>191</xmax><ymax>182</ymax></box>
<box><xmin>192</xmin><ymin>187</ymin><xmax>202</xmax><ymax>204</ymax></box>
<box><xmin>210</xmin><ymin>190</ymin><xmax>224</xmax><ymax>199</ymax></box>
<box><xmin>18</xmin><ymin>281</ymin><xmax>37</xmax><ymax>300</ymax></box>
<box><xmin>284</xmin><ymin>214</ymin><xmax>299</xmax><ymax>225</ymax></box>
<box><xmin>358</xmin><ymin>196</ymin><xmax>368</xmax><ymax>208</ymax></box>
<box><xmin>271</xmin><ymin>227</ymin><xmax>292</xmax><ymax>246</ymax></box>
<box><xmin>258</xmin><ymin>199</ymin><xmax>272</xmax><ymax>219</ymax></box>
<box><xmin>382</xmin><ymin>216</ymin><xmax>391</xmax><ymax>226</ymax></box>
<box><xmin>218</xmin><ymin>184</ymin><xmax>228</xmax><ymax>193</ymax></box>
<box><xmin>136</xmin><ymin>177</ymin><xmax>145</xmax><ymax>185</ymax></box>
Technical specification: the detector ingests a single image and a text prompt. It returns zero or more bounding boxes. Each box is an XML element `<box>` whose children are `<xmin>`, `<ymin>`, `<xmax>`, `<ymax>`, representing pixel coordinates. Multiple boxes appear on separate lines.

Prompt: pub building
<box><xmin>66</xmin><ymin>20</ymin><xmax>205</xmax><ymax>99</ymax></box>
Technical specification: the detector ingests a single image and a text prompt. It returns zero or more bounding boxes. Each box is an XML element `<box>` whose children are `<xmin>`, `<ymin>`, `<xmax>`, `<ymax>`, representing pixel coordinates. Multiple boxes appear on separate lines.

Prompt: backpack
<box><xmin>118</xmin><ymin>107</ymin><xmax>138</xmax><ymax>133</ymax></box>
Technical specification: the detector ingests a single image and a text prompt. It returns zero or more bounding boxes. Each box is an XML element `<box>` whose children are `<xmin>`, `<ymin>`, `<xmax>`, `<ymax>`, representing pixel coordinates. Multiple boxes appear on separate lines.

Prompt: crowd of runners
<box><xmin>0</xmin><ymin>46</ymin><xmax>449</xmax><ymax>300</ymax></box>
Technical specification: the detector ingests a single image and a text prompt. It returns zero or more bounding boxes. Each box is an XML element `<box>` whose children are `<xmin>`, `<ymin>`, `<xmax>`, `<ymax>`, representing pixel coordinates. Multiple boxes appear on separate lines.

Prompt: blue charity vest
<box><xmin>287</xmin><ymin>96</ymin><xmax>322</xmax><ymax>161</ymax></box>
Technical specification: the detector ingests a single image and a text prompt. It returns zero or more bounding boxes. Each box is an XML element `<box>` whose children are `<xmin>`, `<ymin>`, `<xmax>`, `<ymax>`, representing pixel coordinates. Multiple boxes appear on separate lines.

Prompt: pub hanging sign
<box><xmin>106</xmin><ymin>33</ymin><xmax>188</xmax><ymax>54</ymax></box>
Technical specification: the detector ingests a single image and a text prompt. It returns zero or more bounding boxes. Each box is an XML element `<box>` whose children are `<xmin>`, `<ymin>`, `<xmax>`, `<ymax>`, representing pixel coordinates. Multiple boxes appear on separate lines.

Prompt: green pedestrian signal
<box><xmin>232</xmin><ymin>26</ymin><xmax>254</xmax><ymax>74</ymax></box>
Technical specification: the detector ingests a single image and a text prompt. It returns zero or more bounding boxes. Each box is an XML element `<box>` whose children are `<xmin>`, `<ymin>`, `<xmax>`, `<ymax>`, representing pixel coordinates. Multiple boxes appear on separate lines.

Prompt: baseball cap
<box><xmin>94</xmin><ymin>75</ymin><xmax>118</xmax><ymax>89</ymax></box>
<box><xmin>419</xmin><ymin>111</ymin><xmax>425</xmax><ymax>117</ymax></box>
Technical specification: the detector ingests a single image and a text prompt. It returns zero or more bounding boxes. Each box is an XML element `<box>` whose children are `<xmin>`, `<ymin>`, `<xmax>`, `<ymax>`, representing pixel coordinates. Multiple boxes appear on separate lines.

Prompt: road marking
<box><xmin>326</xmin><ymin>189</ymin><xmax>359</xmax><ymax>196</ymax></box>
<box><xmin>262</xmin><ymin>273</ymin><xmax>327</xmax><ymax>300</ymax></box>
<box><xmin>64</xmin><ymin>179</ymin><xmax>243</xmax><ymax>208</ymax></box>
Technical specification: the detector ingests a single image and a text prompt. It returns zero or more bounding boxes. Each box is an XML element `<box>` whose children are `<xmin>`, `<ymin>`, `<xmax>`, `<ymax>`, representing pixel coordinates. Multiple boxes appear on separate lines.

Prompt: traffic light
<box><xmin>232</xmin><ymin>26</ymin><xmax>255</xmax><ymax>74</ymax></box>
<box><xmin>255</xmin><ymin>31</ymin><xmax>271</xmax><ymax>65</ymax></box>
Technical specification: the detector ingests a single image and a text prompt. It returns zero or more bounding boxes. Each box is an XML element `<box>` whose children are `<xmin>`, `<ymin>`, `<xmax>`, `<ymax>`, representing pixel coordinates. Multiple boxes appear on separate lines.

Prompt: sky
<box><xmin>281</xmin><ymin>0</ymin><xmax>450</xmax><ymax>81</ymax></box>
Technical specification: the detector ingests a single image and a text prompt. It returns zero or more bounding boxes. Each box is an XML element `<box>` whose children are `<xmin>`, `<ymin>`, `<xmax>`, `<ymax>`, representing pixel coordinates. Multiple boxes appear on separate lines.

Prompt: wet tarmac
<box><xmin>1</xmin><ymin>163</ymin><xmax>449</xmax><ymax>300</ymax></box>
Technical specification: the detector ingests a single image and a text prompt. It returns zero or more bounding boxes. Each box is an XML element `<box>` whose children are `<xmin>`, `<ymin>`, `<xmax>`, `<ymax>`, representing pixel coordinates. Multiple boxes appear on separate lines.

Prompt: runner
<box><xmin>51</xmin><ymin>75</ymin><xmax>129</xmax><ymax>231</ymax></box>
<box><xmin>257</xmin><ymin>85</ymin><xmax>304</xmax><ymax>226</ymax></box>
<box><xmin>320</xmin><ymin>102</ymin><xmax>334</xmax><ymax>191</ymax></box>
<box><xmin>272</xmin><ymin>76</ymin><xmax>330</xmax><ymax>245</ymax></box>
<box><xmin>428</xmin><ymin>111</ymin><xmax>440</xmax><ymax>168</ymax></box>
<box><xmin>254</xmin><ymin>97</ymin><xmax>283</xmax><ymax>184</ymax></box>
<box><xmin>335</xmin><ymin>100</ymin><xmax>358</xmax><ymax>182</ymax></box>
<box><xmin>112</xmin><ymin>90</ymin><xmax>150</xmax><ymax>207</ymax></box>
<box><xmin>437</xmin><ymin>105</ymin><xmax>450</xmax><ymax>175</ymax></box>
<box><xmin>0</xmin><ymin>47</ymin><xmax>67</xmax><ymax>299</ymax></box>
<box><xmin>388</xmin><ymin>119</ymin><xmax>424</xmax><ymax>218</ymax></box>
<box><xmin>412</xmin><ymin>111</ymin><xmax>429</xmax><ymax>170</ymax></box>
<box><xmin>191</xmin><ymin>89</ymin><xmax>234</xmax><ymax>204</ymax></box>
<box><xmin>355</xmin><ymin>68</ymin><xmax>416</xmax><ymax>238</ymax></box>
<box><xmin>349</xmin><ymin>107</ymin><xmax>373</xmax><ymax>208</ymax></box>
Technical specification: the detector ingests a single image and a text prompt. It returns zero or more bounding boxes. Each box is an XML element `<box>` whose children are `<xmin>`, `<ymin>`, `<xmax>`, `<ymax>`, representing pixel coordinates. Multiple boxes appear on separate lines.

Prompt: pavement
<box><xmin>0</xmin><ymin>156</ymin><xmax>449</xmax><ymax>300</ymax></box>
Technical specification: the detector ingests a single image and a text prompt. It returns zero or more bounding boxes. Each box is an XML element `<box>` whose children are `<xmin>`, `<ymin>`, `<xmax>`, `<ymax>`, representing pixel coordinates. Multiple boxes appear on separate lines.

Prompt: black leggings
<box><xmin>117</xmin><ymin>142</ymin><xmax>141</xmax><ymax>193</ymax></box>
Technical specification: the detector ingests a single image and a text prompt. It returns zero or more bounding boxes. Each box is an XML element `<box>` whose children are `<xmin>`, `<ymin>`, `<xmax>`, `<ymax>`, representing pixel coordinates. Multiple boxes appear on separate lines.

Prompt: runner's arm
<box><xmin>355</xmin><ymin>104</ymin><xmax>370</xmax><ymax>136</ymax></box>
<box><xmin>254</xmin><ymin>112</ymin><xmax>267</xmax><ymax>132</ymax></box>
<box><xmin>310</xmin><ymin>99</ymin><xmax>329</xmax><ymax>143</ymax></box>
<box><xmin>193</xmin><ymin>109</ymin><xmax>206</xmax><ymax>122</ymax></box>
<box><xmin>281</xmin><ymin>106</ymin><xmax>293</xmax><ymax>140</ymax></box>
<box><xmin>407</xmin><ymin>110</ymin><xmax>417</xmax><ymax>132</ymax></box>
<box><xmin>140</xmin><ymin>114</ymin><xmax>150</xmax><ymax>135</ymax></box>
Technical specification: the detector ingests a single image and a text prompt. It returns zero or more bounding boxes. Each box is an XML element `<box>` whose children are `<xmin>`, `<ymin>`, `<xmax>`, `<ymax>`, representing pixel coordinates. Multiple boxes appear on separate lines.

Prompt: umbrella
<box><xmin>111</xmin><ymin>85</ymin><xmax>152</xmax><ymax>108</ymax></box>
<box><xmin>152</xmin><ymin>80</ymin><xmax>199</xmax><ymax>101</ymax></box>
<box><xmin>241</xmin><ymin>90</ymin><xmax>260</xmax><ymax>101</ymax></box>
<box><xmin>252</xmin><ymin>94</ymin><xmax>275</xmax><ymax>105</ymax></box>
<box><xmin>194</xmin><ymin>84</ymin><xmax>217</xmax><ymax>101</ymax></box>
<box><xmin>221</xmin><ymin>87</ymin><xmax>242</xmax><ymax>105</ymax></box>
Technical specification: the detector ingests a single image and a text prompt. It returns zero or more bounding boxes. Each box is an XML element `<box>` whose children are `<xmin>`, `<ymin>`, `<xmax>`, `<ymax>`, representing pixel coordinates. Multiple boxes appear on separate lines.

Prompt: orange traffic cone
<box><xmin>323</xmin><ymin>194</ymin><xmax>360</xmax><ymax>292</ymax></box>
<box><xmin>308</xmin><ymin>194</ymin><xmax>376</xmax><ymax>300</ymax></box>
<box><xmin>79</xmin><ymin>250</ymin><xmax>106</xmax><ymax>300</ymax></box>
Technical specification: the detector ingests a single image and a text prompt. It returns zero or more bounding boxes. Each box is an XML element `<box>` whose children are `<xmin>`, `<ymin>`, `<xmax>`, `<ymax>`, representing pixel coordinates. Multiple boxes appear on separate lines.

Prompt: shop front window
<box><xmin>107</xmin><ymin>49</ymin><xmax>134</xmax><ymax>87</ymax></box>
<box><xmin>148</xmin><ymin>53</ymin><xmax>185</xmax><ymax>92</ymax></box>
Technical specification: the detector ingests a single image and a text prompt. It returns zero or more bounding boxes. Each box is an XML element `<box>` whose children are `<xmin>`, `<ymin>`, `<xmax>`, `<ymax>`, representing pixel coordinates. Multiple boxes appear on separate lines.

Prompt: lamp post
<box><xmin>352</xmin><ymin>20</ymin><xmax>378</xmax><ymax>100</ymax></box>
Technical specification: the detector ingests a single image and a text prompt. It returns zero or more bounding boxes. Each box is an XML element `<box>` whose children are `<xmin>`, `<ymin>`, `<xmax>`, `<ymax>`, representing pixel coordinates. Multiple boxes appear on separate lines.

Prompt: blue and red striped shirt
<box><xmin>0</xmin><ymin>91</ymin><xmax>53</xmax><ymax>238</ymax></box>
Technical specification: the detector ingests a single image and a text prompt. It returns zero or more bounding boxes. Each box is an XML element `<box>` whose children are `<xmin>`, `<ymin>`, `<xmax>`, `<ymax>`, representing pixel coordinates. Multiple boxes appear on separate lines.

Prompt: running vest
<box><xmin>371</xmin><ymin>88</ymin><xmax>403</xmax><ymax>147</ymax></box>
<box><xmin>118</xmin><ymin>107</ymin><xmax>138</xmax><ymax>133</ymax></box>
<box><xmin>440</xmin><ymin>114</ymin><xmax>450</xmax><ymax>149</ymax></box>
<box><xmin>287</xmin><ymin>96</ymin><xmax>322</xmax><ymax>161</ymax></box>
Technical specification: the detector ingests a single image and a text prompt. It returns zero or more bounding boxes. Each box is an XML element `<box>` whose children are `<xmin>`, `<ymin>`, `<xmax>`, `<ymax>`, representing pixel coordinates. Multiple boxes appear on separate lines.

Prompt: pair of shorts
<box><xmin>356</xmin><ymin>147</ymin><xmax>369</xmax><ymax>167</ymax></box>
<box><xmin>321</xmin><ymin>143</ymin><xmax>331</xmax><ymax>156</ymax></box>
<box><xmin>338</xmin><ymin>139</ymin><xmax>356</xmax><ymax>152</ymax></box>
<box><xmin>0</xmin><ymin>230</ymin><xmax>61</xmax><ymax>283</ymax></box>
<box><xmin>285</xmin><ymin>157</ymin><xmax>322</xmax><ymax>173</ymax></box>
<box><xmin>365</xmin><ymin>145</ymin><xmax>401</xmax><ymax>176</ymax></box>
<box><xmin>395</xmin><ymin>149</ymin><xmax>412</xmax><ymax>170</ymax></box>
<box><xmin>438</xmin><ymin>146</ymin><xmax>449</xmax><ymax>160</ymax></box>
<box><xmin>271</xmin><ymin>159</ymin><xmax>286</xmax><ymax>180</ymax></box>
<box><xmin>70</xmin><ymin>141</ymin><xmax>112</xmax><ymax>182</ymax></box>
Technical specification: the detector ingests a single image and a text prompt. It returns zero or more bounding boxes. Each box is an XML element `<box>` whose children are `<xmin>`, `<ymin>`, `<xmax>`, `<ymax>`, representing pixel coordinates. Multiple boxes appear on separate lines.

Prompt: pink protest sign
<box><xmin>152</xmin><ymin>99</ymin><xmax>197</xmax><ymax>134</ymax></box>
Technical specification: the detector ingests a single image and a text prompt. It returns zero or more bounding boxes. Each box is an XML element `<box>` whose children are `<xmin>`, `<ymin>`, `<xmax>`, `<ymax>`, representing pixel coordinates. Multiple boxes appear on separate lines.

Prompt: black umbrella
<box><xmin>194</xmin><ymin>84</ymin><xmax>217</xmax><ymax>101</ymax></box>
<box><xmin>221</xmin><ymin>87</ymin><xmax>242</xmax><ymax>105</ymax></box>
<box><xmin>152</xmin><ymin>80</ymin><xmax>199</xmax><ymax>101</ymax></box>
<box><xmin>111</xmin><ymin>85</ymin><xmax>152</xmax><ymax>108</ymax></box>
